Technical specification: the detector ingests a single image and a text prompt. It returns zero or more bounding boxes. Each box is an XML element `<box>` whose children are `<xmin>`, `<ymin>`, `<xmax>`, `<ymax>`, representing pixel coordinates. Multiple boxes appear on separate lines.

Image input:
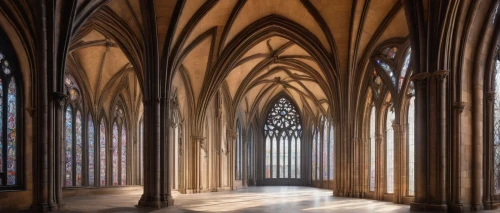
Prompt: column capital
<box><xmin>433</xmin><ymin>70</ymin><xmax>450</xmax><ymax>83</ymax></box>
<box><xmin>52</xmin><ymin>92</ymin><xmax>67</xmax><ymax>108</ymax></box>
<box><xmin>487</xmin><ymin>92</ymin><xmax>496</xmax><ymax>103</ymax></box>
<box><xmin>227</xmin><ymin>128</ymin><xmax>237</xmax><ymax>140</ymax></box>
<box><xmin>410</xmin><ymin>72</ymin><xmax>431</xmax><ymax>89</ymax></box>
<box><xmin>453</xmin><ymin>101</ymin><xmax>466</xmax><ymax>113</ymax></box>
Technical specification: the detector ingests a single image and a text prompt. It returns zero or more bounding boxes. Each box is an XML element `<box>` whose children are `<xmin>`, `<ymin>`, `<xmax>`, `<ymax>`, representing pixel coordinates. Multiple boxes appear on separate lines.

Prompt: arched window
<box><xmin>408</xmin><ymin>97</ymin><xmax>415</xmax><ymax>196</ymax></box>
<box><xmin>386</xmin><ymin>106</ymin><xmax>395</xmax><ymax>193</ymax></box>
<box><xmin>311</xmin><ymin>128</ymin><xmax>316</xmax><ymax>181</ymax></box>
<box><xmin>64</xmin><ymin>77</ymin><xmax>83</xmax><ymax>187</ymax></box>
<box><xmin>99</xmin><ymin>119</ymin><xmax>106</xmax><ymax>186</ymax></box>
<box><xmin>235</xmin><ymin>121</ymin><xmax>242</xmax><ymax>180</ymax></box>
<box><xmin>316</xmin><ymin>127</ymin><xmax>320</xmax><ymax>180</ymax></box>
<box><xmin>494</xmin><ymin>56</ymin><xmax>500</xmax><ymax>193</ymax></box>
<box><xmin>264</xmin><ymin>97</ymin><xmax>302</xmax><ymax>180</ymax></box>
<box><xmin>111</xmin><ymin>106</ymin><xmax>127</xmax><ymax>186</ymax></box>
<box><xmin>370</xmin><ymin>106</ymin><xmax>376</xmax><ymax>191</ymax></box>
<box><xmin>0</xmin><ymin>30</ymin><xmax>22</xmax><ymax>189</ymax></box>
<box><xmin>329</xmin><ymin>124</ymin><xmax>334</xmax><ymax>180</ymax></box>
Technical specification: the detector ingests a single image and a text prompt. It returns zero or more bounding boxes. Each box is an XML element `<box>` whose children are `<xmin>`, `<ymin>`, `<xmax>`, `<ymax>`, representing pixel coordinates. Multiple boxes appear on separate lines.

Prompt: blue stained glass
<box><xmin>100</xmin><ymin>120</ymin><xmax>106</xmax><ymax>185</ymax></box>
<box><xmin>6</xmin><ymin>79</ymin><xmax>15</xmax><ymax>185</ymax></box>
<box><xmin>399</xmin><ymin>48</ymin><xmax>412</xmax><ymax>90</ymax></box>
<box><xmin>88</xmin><ymin>116</ymin><xmax>94</xmax><ymax>186</ymax></box>
<box><xmin>75</xmin><ymin>111</ymin><xmax>82</xmax><ymax>186</ymax></box>
<box><xmin>121</xmin><ymin>125</ymin><xmax>126</xmax><ymax>185</ymax></box>
<box><xmin>65</xmin><ymin>106</ymin><xmax>72</xmax><ymax>186</ymax></box>
<box><xmin>112</xmin><ymin>122</ymin><xmax>118</xmax><ymax>186</ymax></box>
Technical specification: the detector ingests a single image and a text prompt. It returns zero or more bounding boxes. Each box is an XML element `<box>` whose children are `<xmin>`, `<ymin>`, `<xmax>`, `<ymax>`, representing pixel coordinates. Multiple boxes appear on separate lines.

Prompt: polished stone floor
<box><xmin>61</xmin><ymin>186</ymin><xmax>414</xmax><ymax>213</ymax></box>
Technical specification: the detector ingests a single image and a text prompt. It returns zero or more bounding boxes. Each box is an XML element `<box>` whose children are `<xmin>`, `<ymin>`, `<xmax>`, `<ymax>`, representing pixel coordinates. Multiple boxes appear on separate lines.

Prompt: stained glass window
<box><xmin>408</xmin><ymin>97</ymin><xmax>415</xmax><ymax>196</ymax></box>
<box><xmin>0</xmin><ymin>40</ymin><xmax>21</xmax><ymax>188</ymax></box>
<box><xmin>382</xmin><ymin>47</ymin><xmax>398</xmax><ymax>59</ymax></box>
<box><xmin>399</xmin><ymin>48</ymin><xmax>412</xmax><ymax>90</ymax></box>
<box><xmin>75</xmin><ymin>111</ymin><xmax>82</xmax><ymax>186</ymax></box>
<box><xmin>264</xmin><ymin>97</ymin><xmax>302</xmax><ymax>180</ymax></box>
<box><xmin>112</xmin><ymin>122</ymin><xmax>118</xmax><ymax>186</ymax></box>
<box><xmin>88</xmin><ymin>116</ymin><xmax>95</xmax><ymax>186</ymax></box>
<box><xmin>494</xmin><ymin>58</ymin><xmax>500</xmax><ymax>194</ymax></box>
<box><xmin>386</xmin><ymin>106</ymin><xmax>395</xmax><ymax>193</ymax></box>
<box><xmin>63</xmin><ymin>76</ymin><xmax>87</xmax><ymax>187</ymax></box>
<box><xmin>121</xmin><ymin>124</ymin><xmax>126</xmax><ymax>185</ymax></box>
<box><xmin>65</xmin><ymin>106</ymin><xmax>73</xmax><ymax>186</ymax></box>
<box><xmin>376</xmin><ymin>59</ymin><xmax>397</xmax><ymax>86</ymax></box>
<box><xmin>99</xmin><ymin>120</ymin><xmax>106</xmax><ymax>186</ymax></box>
<box><xmin>329</xmin><ymin>125</ymin><xmax>334</xmax><ymax>180</ymax></box>
<box><xmin>370</xmin><ymin>106</ymin><xmax>376</xmax><ymax>191</ymax></box>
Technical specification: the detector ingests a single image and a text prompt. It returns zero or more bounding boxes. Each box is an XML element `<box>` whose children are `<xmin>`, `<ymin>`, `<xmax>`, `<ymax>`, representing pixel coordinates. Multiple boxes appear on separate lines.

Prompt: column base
<box><xmin>483</xmin><ymin>201</ymin><xmax>496</xmax><ymax>210</ymax></box>
<box><xmin>137</xmin><ymin>195</ymin><xmax>170</xmax><ymax>209</ymax></box>
<box><xmin>470</xmin><ymin>203</ymin><xmax>483</xmax><ymax>211</ymax></box>
<box><xmin>30</xmin><ymin>203</ymin><xmax>61</xmax><ymax>212</ymax></box>
<box><xmin>410</xmin><ymin>202</ymin><xmax>447</xmax><ymax>211</ymax></box>
<box><xmin>448</xmin><ymin>203</ymin><xmax>463</xmax><ymax>212</ymax></box>
<box><xmin>161</xmin><ymin>194</ymin><xmax>174</xmax><ymax>206</ymax></box>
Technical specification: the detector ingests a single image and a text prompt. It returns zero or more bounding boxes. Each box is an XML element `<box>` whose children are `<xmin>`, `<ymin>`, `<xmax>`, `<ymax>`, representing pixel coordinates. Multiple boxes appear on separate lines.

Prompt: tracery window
<box><xmin>386</xmin><ymin>106</ymin><xmax>395</xmax><ymax>193</ymax></box>
<box><xmin>370</xmin><ymin>106</ymin><xmax>376</xmax><ymax>191</ymax></box>
<box><xmin>0</xmin><ymin>32</ymin><xmax>22</xmax><ymax>188</ymax></box>
<box><xmin>264</xmin><ymin>97</ymin><xmax>302</xmax><ymax>179</ymax></box>
<box><xmin>111</xmin><ymin>106</ymin><xmax>127</xmax><ymax>186</ymax></box>
<box><xmin>64</xmin><ymin>77</ymin><xmax>83</xmax><ymax>186</ymax></box>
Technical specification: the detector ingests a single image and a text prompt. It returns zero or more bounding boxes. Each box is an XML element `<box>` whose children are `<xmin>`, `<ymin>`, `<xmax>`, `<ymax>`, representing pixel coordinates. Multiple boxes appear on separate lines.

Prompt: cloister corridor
<box><xmin>60</xmin><ymin>186</ymin><xmax>412</xmax><ymax>213</ymax></box>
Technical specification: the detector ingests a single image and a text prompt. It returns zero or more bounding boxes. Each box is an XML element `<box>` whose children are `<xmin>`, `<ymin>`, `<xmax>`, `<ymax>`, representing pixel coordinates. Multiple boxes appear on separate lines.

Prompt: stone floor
<box><xmin>61</xmin><ymin>186</ymin><xmax>414</xmax><ymax>213</ymax></box>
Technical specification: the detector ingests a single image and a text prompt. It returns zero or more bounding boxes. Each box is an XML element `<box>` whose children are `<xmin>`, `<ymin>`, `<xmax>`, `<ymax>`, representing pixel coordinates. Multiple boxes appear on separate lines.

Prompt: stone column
<box><xmin>399</xmin><ymin>123</ymin><xmax>407</xmax><ymax>201</ymax></box>
<box><xmin>242</xmin><ymin>130</ymin><xmax>248</xmax><ymax>187</ymax></box>
<box><xmin>138</xmin><ymin>98</ymin><xmax>170</xmax><ymax>208</ymax></box>
<box><xmin>484</xmin><ymin>92</ymin><xmax>495</xmax><ymax>209</ymax></box>
<box><xmin>434</xmin><ymin>70</ymin><xmax>449</xmax><ymax>207</ymax></box>
<box><xmin>375</xmin><ymin>133</ymin><xmax>383</xmax><ymax>200</ymax></box>
<box><xmin>410</xmin><ymin>73</ymin><xmax>430</xmax><ymax>210</ymax></box>
<box><xmin>392</xmin><ymin>122</ymin><xmax>402</xmax><ymax>203</ymax></box>
<box><xmin>450</xmin><ymin>101</ymin><xmax>465</xmax><ymax>211</ymax></box>
<box><xmin>227</xmin><ymin>129</ymin><xmax>237</xmax><ymax>189</ymax></box>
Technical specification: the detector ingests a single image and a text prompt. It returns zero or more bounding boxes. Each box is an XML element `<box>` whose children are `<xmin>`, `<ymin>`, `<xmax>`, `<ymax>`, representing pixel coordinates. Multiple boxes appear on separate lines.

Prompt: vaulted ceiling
<box><xmin>67</xmin><ymin>0</ymin><xmax>410</xmax><ymax>123</ymax></box>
